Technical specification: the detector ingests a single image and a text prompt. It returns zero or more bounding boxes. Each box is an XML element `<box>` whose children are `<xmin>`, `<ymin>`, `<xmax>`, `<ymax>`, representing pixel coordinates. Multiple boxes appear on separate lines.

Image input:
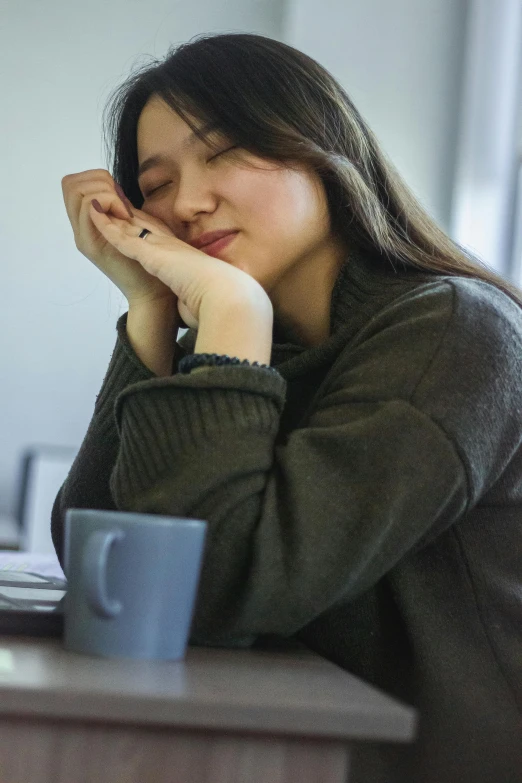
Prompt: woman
<box><xmin>52</xmin><ymin>32</ymin><xmax>522</xmax><ymax>783</ymax></box>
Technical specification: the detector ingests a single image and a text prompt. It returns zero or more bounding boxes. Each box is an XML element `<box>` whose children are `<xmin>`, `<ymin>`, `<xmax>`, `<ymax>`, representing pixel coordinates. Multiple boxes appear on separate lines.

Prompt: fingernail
<box><xmin>115</xmin><ymin>183</ymin><xmax>134</xmax><ymax>218</ymax></box>
<box><xmin>91</xmin><ymin>199</ymin><xmax>104</xmax><ymax>213</ymax></box>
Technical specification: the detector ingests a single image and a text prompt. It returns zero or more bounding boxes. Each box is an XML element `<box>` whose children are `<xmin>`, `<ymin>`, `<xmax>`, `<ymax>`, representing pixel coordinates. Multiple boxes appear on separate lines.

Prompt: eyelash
<box><xmin>143</xmin><ymin>145</ymin><xmax>237</xmax><ymax>198</ymax></box>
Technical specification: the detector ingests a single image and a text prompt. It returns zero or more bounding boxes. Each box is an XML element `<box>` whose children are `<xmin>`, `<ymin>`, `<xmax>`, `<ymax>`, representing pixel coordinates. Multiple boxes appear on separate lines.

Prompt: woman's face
<box><xmin>136</xmin><ymin>96</ymin><xmax>337</xmax><ymax>296</ymax></box>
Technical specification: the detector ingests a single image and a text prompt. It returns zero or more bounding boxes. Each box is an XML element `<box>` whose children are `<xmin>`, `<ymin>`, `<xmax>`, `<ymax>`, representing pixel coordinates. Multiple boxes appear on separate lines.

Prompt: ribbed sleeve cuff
<box><xmin>110</xmin><ymin>366</ymin><xmax>286</xmax><ymax>507</ymax></box>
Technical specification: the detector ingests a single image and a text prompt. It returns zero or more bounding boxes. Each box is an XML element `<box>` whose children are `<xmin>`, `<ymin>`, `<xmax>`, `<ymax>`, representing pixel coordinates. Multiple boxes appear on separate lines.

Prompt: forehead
<box><xmin>137</xmin><ymin>96</ymin><xmax>215</xmax><ymax>160</ymax></box>
<box><xmin>137</xmin><ymin>98</ymin><xmax>195</xmax><ymax>151</ymax></box>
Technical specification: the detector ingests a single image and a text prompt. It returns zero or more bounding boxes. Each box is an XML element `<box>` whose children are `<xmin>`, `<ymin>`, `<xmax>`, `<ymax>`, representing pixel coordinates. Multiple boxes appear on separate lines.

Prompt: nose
<box><xmin>169</xmin><ymin>171</ymin><xmax>216</xmax><ymax>225</ymax></box>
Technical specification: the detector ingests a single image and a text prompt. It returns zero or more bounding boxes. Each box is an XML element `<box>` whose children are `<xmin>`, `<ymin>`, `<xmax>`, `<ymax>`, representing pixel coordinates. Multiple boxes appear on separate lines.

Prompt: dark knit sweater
<box><xmin>51</xmin><ymin>247</ymin><xmax>522</xmax><ymax>783</ymax></box>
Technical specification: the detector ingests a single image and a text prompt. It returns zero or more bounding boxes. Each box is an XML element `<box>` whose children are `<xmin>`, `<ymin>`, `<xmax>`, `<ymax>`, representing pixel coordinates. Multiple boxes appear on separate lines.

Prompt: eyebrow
<box><xmin>137</xmin><ymin>123</ymin><xmax>219</xmax><ymax>178</ymax></box>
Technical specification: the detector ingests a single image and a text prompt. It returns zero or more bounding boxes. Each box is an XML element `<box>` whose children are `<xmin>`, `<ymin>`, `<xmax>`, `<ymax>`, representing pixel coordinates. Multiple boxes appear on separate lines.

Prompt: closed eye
<box><xmin>142</xmin><ymin>145</ymin><xmax>238</xmax><ymax>198</ymax></box>
<box><xmin>143</xmin><ymin>182</ymin><xmax>170</xmax><ymax>198</ymax></box>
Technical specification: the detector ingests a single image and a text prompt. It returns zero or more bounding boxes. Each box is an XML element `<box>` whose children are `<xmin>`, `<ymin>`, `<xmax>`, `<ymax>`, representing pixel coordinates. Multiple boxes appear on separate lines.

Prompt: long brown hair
<box><xmin>103</xmin><ymin>31</ymin><xmax>522</xmax><ymax>307</ymax></box>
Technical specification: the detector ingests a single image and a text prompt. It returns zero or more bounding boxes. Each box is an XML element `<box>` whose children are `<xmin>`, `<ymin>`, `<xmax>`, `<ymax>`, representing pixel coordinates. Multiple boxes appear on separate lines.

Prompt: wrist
<box><xmin>127</xmin><ymin>292</ymin><xmax>177</xmax><ymax>315</ymax></box>
<box><xmin>195</xmin><ymin>288</ymin><xmax>273</xmax><ymax>364</ymax></box>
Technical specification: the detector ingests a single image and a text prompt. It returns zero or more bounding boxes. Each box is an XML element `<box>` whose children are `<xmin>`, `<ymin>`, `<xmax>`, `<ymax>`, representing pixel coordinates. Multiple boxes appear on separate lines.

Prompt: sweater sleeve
<box><xmin>50</xmin><ymin>314</ymin><xmax>162</xmax><ymax>563</ymax></box>
<box><xmin>106</xmin><ymin>279</ymin><xmax>522</xmax><ymax>647</ymax></box>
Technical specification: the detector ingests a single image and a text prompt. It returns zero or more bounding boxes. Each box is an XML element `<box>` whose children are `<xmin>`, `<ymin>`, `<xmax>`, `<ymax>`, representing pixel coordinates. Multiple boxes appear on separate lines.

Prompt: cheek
<box><xmin>229</xmin><ymin>168</ymin><xmax>326</xmax><ymax>243</ymax></box>
<box><xmin>141</xmin><ymin>200</ymin><xmax>167</xmax><ymax>222</ymax></box>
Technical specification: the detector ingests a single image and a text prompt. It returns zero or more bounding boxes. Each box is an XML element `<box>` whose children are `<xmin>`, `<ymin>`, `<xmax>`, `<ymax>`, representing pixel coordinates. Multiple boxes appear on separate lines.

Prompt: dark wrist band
<box><xmin>178</xmin><ymin>353</ymin><xmax>277</xmax><ymax>375</ymax></box>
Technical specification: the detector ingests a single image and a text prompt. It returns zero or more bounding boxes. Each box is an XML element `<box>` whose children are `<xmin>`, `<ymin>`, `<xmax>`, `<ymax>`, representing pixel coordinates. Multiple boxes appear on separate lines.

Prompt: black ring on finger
<box><xmin>139</xmin><ymin>228</ymin><xmax>152</xmax><ymax>239</ymax></box>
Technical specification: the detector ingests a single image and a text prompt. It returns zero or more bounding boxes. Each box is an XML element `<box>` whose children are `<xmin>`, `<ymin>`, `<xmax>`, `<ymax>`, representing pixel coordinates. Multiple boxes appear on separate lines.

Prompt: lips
<box><xmin>202</xmin><ymin>232</ymin><xmax>238</xmax><ymax>258</ymax></box>
<box><xmin>189</xmin><ymin>230</ymin><xmax>238</xmax><ymax>250</ymax></box>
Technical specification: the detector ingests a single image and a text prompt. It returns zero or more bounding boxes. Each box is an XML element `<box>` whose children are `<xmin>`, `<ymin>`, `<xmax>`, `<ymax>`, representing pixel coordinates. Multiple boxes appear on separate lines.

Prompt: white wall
<box><xmin>284</xmin><ymin>0</ymin><xmax>469</xmax><ymax>227</ymax></box>
<box><xmin>1</xmin><ymin>0</ymin><xmax>469</xmax><ymax>517</ymax></box>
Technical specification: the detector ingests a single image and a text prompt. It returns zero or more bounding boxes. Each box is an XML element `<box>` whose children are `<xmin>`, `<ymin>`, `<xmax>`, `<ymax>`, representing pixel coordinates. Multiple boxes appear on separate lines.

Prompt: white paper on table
<box><xmin>0</xmin><ymin>550</ymin><xmax>66</xmax><ymax>581</ymax></box>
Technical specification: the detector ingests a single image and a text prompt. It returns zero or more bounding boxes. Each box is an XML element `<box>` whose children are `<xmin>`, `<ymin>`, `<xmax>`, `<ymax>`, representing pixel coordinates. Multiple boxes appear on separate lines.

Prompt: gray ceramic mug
<box><xmin>63</xmin><ymin>509</ymin><xmax>207</xmax><ymax>660</ymax></box>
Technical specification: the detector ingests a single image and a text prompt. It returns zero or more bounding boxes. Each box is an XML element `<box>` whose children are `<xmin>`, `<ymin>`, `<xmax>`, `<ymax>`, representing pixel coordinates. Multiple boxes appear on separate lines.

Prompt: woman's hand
<box><xmin>87</xmin><ymin>201</ymin><xmax>272</xmax><ymax>330</ymax></box>
<box><xmin>61</xmin><ymin>169</ymin><xmax>176</xmax><ymax>307</ymax></box>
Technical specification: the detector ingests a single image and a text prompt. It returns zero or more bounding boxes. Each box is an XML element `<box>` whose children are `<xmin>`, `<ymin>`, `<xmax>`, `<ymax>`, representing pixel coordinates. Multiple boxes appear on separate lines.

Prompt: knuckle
<box><xmin>62</xmin><ymin>169</ymin><xmax>112</xmax><ymax>188</ymax></box>
<box><xmin>94</xmin><ymin>168</ymin><xmax>113</xmax><ymax>182</ymax></box>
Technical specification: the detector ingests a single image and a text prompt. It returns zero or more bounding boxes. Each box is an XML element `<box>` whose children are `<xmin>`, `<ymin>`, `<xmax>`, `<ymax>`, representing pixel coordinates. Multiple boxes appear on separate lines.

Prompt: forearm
<box><xmin>51</xmin><ymin>318</ymin><xmax>159</xmax><ymax>566</ymax></box>
<box><xmin>126</xmin><ymin>297</ymin><xmax>180</xmax><ymax>376</ymax></box>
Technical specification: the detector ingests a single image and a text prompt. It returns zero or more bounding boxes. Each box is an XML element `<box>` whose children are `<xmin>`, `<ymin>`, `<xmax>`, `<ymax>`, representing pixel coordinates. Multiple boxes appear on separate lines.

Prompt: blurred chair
<box><xmin>0</xmin><ymin>512</ymin><xmax>19</xmax><ymax>550</ymax></box>
<box><xmin>15</xmin><ymin>446</ymin><xmax>77</xmax><ymax>554</ymax></box>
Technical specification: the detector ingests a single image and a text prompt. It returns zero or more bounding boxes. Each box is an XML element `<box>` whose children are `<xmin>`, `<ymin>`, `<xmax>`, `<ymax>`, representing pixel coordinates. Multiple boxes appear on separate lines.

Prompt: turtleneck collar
<box><xmin>270</xmin><ymin>243</ymin><xmax>432</xmax><ymax>378</ymax></box>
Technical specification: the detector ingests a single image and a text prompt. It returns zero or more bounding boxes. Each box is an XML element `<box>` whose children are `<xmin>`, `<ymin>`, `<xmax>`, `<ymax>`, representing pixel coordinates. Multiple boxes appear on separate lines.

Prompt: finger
<box><xmin>62</xmin><ymin>172</ymin><xmax>132</xmax><ymax>229</ymax></box>
<box><xmin>62</xmin><ymin>169</ymin><xmax>118</xmax><ymax>199</ymax></box>
<box><xmin>114</xmin><ymin>182</ymin><xmax>135</xmax><ymax>218</ymax></box>
<box><xmin>88</xmin><ymin>204</ymin><xmax>174</xmax><ymax>282</ymax></box>
<box><xmin>61</xmin><ymin>168</ymin><xmax>114</xmax><ymax>190</ymax></box>
<box><xmin>85</xmin><ymin>190</ymin><xmax>134</xmax><ymax>221</ymax></box>
<box><xmin>127</xmin><ymin>206</ymin><xmax>176</xmax><ymax>238</ymax></box>
<box><xmin>61</xmin><ymin>169</ymin><xmax>111</xmax><ymax>205</ymax></box>
<box><xmin>67</xmin><ymin>192</ymin><xmax>132</xmax><ymax>246</ymax></box>
<box><xmin>89</xmin><ymin>202</ymin><xmax>150</xmax><ymax>256</ymax></box>
<box><xmin>89</xmin><ymin>203</ymin><xmax>178</xmax><ymax>247</ymax></box>
<box><xmin>62</xmin><ymin>170</ymin><xmax>113</xmax><ymax>223</ymax></box>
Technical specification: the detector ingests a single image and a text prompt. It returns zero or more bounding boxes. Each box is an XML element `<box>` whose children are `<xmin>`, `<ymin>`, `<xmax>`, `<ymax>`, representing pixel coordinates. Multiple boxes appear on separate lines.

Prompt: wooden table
<box><xmin>0</xmin><ymin>636</ymin><xmax>416</xmax><ymax>783</ymax></box>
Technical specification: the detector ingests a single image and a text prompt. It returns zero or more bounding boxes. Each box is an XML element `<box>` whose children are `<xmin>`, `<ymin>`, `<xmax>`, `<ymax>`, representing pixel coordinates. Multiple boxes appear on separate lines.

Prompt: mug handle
<box><xmin>82</xmin><ymin>529</ymin><xmax>125</xmax><ymax>619</ymax></box>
